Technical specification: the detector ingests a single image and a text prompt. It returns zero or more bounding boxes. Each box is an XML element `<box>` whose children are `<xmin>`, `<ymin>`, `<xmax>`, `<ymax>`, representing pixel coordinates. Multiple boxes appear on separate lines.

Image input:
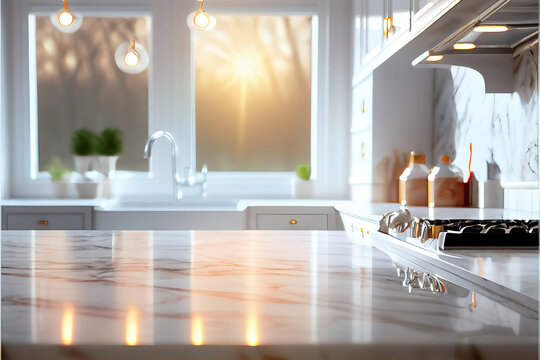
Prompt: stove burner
<box><xmin>380</xmin><ymin>208</ymin><xmax>539</xmax><ymax>249</ymax></box>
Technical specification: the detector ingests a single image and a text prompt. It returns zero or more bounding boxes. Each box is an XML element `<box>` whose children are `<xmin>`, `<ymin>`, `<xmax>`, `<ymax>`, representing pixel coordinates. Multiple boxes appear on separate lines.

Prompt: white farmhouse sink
<box><xmin>93</xmin><ymin>198</ymin><xmax>245</xmax><ymax>230</ymax></box>
<box><xmin>97</xmin><ymin>198</ymin><xmax>244</xmax><ymax>211</ymax></box>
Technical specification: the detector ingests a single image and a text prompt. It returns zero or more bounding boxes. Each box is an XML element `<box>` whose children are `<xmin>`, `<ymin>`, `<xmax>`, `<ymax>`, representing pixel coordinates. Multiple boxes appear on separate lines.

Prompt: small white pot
<box><xmin>52</xmin><ymin>182</ymin><xmax>71</xmax><ymax>199</ymax></box>
<box><xmin>75</xmin><ymin>182</ymin><xmax>100</xmax><ymax>199</ymax></box>
<box><xmin>292</xmin><ymin>179</ymin><xmax>314</xmax><ymax>199</ymax></box>
<box><xmin>100</xmin><ymin>178</ymin><xmax>115</xmax><ymax>199</ymax></box>
<box><xmin>74</xmin><ymin>156</ymin><xmax>96</xmax><ymax>174</ymax></box>
<box><xmin>96</xmin><ymin>156</ymin><xmax>119</xmax><ymax>178</ymax></box>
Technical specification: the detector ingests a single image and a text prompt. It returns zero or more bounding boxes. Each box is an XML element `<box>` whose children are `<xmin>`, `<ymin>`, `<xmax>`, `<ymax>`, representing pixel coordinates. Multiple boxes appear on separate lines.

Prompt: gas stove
<box><xmin>379</xmin><ymin>207</ymin><xmax>539</xmax><ymax>250</ymax></box>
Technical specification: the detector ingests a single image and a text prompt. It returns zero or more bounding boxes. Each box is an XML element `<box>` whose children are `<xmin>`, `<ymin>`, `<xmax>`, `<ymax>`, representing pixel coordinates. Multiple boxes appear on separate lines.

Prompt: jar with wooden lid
<box><xmin>399</xmin><ymin>152</ymin><xmax>429</xmax><ymax>206</ymax></box>
<box><xmin>428</xmin><ymin>155</ymin><xmax>465</xmax><ymax>207</ymax></box>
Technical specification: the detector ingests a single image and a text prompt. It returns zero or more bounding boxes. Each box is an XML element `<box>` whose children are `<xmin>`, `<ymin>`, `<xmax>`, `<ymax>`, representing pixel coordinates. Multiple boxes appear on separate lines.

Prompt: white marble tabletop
<box><xmin>1</xmin><ymin>230</ymin><xmax>538</xmax><ymax>359</ymax></box>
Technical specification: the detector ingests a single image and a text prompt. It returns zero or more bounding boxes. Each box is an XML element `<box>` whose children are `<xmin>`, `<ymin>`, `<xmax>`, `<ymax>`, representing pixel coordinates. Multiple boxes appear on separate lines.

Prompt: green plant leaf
<box><xmin>296</xmin><ymin>163</ymin><xmax>311</xmax><ymax>180</ymax></box>
<box><xmin>47</xmin><ymin>157</ymin><xmax>69</xmax><ymax>182</ymax></box>
<box><xmin>71</xmin><ymin>129</ymin><xmax>98</xmax><ymax>156</ymax></box>
<box><xmin>97</xmin><ymin>128</ymin><xmax>123</xmax><ymax>156</ymax></box>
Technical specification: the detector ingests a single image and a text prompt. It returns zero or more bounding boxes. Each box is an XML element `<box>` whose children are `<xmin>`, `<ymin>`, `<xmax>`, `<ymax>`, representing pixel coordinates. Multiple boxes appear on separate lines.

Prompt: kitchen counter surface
<box><xmin>1</xmin><ymin>230</ymin><xmax>537</xmax><ymax>359</ymax></box>
<box><xmin>336</xmin><ymin>202</ymin><xmax>540</xmax><ymax>222</ymax></box>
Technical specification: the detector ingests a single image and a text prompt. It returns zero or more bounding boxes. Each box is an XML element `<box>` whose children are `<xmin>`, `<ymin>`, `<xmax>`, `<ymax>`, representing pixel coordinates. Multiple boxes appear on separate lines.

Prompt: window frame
<box><xmin>28</xmin><ymin>10</ymin><xmax>154</xmax><ymax>180</ymax></box>
<box><xmin>4</xmin><ymin>0</ymin><xmax>349</xmax><ymax>200</ymax></box>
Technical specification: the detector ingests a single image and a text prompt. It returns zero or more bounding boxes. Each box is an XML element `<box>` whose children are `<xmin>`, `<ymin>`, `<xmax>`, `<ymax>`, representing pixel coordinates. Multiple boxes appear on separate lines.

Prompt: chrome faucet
<box><xmin>143</xmin><ymin>130</ymin><xmax>208</xmax><ymax>200</ymax></box>
<box><xmin>144</xmin><ymin>130</ymin><xmax>181</xmax><ymax>200</ymax></box>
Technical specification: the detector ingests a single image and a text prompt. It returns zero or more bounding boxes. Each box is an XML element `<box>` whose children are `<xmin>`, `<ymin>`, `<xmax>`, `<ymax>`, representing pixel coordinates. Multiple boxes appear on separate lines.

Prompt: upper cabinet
<box><xmin>352</xmin><ymin>0</ymin><xmax>454</xmax><ymax>85</ymax></box>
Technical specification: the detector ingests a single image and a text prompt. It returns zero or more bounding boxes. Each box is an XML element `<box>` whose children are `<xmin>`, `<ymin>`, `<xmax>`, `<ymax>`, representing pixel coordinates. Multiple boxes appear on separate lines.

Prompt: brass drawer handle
<box><xmin>289</xmin><ymin>219</ymin><xmax>297</xmax><ymax>225</ymax></box>
<box><xmin>37</xmin><ymin>220</ymin><xmax>49</xmax><ymax>226</ymax></box>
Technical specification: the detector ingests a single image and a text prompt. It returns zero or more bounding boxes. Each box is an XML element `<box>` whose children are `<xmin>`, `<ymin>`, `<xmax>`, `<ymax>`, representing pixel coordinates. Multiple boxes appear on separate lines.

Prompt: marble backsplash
<box><xmin>433</xmin><ymin>47</ymin><xmax>538</xmax><ymax>184</ymax></box>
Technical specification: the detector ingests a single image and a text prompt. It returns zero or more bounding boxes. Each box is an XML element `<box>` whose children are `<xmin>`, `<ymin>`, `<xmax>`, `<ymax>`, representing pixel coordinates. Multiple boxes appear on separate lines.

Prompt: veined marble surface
<box><xmin>1</xmin><ymin>231</ymin><xmax>538</xmax><ymax>359</ymax></box>
<box><xmin>433</xmin><ymin>47</ymin><xmax>538</xmax><ymax>183</ymax></box>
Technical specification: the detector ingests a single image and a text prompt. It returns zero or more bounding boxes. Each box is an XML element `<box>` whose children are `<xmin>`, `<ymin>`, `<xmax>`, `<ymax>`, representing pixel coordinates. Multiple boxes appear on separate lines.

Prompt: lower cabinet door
<box><xmin>256</xmin><ymin>214</ymin><xmax>328</xmax><ymax>230</ymax></box>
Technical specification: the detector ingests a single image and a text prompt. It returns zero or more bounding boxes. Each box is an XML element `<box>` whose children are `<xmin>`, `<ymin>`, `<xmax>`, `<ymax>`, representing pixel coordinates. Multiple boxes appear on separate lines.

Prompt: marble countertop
<box><xmin>1</xmin><ymin>230</ymin><xmax>537</xmax><ymax>359</ymax></box>
<box><xmin>336</xmin><ymin>203</ymin><xmax>540</xmax><ymax>222</ymax></box>
<box><xmin>3</xmin><ymin>198</ymin><xmax>539</xmax><ymax>221</ymax></box>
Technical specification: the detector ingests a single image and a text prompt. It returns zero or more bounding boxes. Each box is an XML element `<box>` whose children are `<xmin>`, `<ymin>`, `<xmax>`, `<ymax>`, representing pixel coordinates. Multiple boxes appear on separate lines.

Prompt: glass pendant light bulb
<box><xmin>51</xmin><ymin>0</ymin><xmax>83</xmax><ymax>33</ymax></box>
<box><xmin>187</xmin><ymin>0</ymin><xmax>216</xmax><ymax>31</ymax></box>
<box><xmin>194</xmin><ymin>12</ymin><xmax>210</xmax><ymax>28</ymax></box>
<box><xmin>115</xmin><ymin>40</ymin><xmax>149</xmax><ymax>75</ymax></box>
<box><xmin>194</xmin><ymin>1</ymin><xmax>209</xmax><ymax>29</ymax></box>
<box><xmin>58</xmin><ymin>10</ymin><xmax>74</xmax><ymax>27</ymax></box>
<box><xmin>124</xmin><ymin>40</ymin><xmax>140</xmax><ymax>67</ymax></box>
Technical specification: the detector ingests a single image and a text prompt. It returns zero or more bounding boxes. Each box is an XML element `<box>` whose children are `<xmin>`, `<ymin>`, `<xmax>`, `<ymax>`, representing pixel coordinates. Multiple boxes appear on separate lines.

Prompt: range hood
<box><xmin>412</xmin><ymin>0</ymin><xmax>538</xmax><ymax>93</ymax></box>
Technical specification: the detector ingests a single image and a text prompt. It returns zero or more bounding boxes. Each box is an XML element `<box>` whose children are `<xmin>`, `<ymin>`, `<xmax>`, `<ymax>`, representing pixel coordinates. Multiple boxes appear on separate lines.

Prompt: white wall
<box><xmin>370</xmin><ymin>49</ymin><xmax>434</xmax><ymax>203</ymax></box>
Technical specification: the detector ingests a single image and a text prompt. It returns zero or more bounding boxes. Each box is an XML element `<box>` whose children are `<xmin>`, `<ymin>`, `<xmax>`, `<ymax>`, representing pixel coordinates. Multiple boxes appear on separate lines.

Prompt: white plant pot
<box><xmin>293</xmin><ymin>179</ymin><xmax>314</xmax><ymax>199</ymax></box>
<box><xmin>96</xmin><ymin>156</ymin><xmax>118</xmax><ymax>178</ymax></box>
<box><xmin>52</xmin><ymin>182</ymin><xmax>71</xmax><ymax>199</ymax></box>
<box><xmin>100</xmin><ymin>178</ymin><xmax>115</xmax><ymax>199</ymax></box>
<box><xmin>74</xmin><ymin>156</ymin><xmax>96</xmax><ymax>174</ymax></box>
<box><xmin>75</xmin><ymin>182</ymin><xmax>100</xmax><ymax>199</ymax></box>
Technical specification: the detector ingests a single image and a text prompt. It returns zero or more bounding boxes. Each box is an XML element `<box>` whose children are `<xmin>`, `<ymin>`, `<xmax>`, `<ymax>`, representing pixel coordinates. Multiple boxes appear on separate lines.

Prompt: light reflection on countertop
<box><xmin>1</xmin><ymin>230</ymin><xmax>537</xmax><ymax>358</ymax></box>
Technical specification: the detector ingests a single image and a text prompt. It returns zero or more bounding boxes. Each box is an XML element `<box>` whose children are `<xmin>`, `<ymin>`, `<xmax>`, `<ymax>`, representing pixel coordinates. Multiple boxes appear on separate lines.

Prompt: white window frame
<box><xmin>3</xmin><ymin>0</ymin><xmax>351</xmax><ymax>200</ymax></box>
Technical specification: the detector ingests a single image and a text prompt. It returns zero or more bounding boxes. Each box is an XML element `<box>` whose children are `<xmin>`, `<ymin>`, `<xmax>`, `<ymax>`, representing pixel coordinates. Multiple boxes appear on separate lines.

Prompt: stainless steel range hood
<box><xmin>412</xmin><ymin>0</ymin><xmax>538</xmax><ymax>93</ymax></box>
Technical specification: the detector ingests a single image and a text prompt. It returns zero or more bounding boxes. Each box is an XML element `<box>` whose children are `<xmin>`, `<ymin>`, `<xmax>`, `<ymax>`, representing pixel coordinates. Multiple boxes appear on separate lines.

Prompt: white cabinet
<box><xmin>364</xmin><ymin>0</ymin><xmax>385</xmax><ymax>61</ymax></box>
<box><xmin>353</xmin><ymin>0</ymin><xmax>450</xmax><ymax>83</ymax></box>
<box><xmin>350</xmin><ymin>75</ymin><xmax>374</xmax><ymax>201</ymax></box>
<box><xmin>246</xmin><ymin>206</ymin><xmax>343</xmax><ymax>230</ymax></box>
<box><xmin>1</xmin><ymin>206</ymin><xmax>93</xmax><ymax>230</ymax></box>
<box><xmin>389</xmin><ymin>0</ymin><xmax>411</xmax><ymax>38</ymax></box>
<box><xmin>339</xmin><ymin>212</ymin><xmax>378</xmax><ymax>239</ymax></box>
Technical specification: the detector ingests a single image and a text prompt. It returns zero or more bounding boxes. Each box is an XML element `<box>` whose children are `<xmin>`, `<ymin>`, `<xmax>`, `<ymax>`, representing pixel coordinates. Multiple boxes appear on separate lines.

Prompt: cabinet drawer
<box><xmin>2</xmin><ymin>206</ymin><xmax>93</xmax><ymax>230</ymax></box>
<box><xmin>256</xmin><ymin>214</ymin><xmax>328</xmax><ymax>230</ymax></box>
<box><xmin>6</xmin><ymin>213</ymin><xmax>86</xmax><ymax>230</ymax></box>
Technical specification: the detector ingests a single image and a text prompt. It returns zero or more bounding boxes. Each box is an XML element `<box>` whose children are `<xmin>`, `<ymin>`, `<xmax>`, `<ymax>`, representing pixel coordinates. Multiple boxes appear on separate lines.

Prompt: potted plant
<box><xmin>47</xmin><ymin>157</ymin><xmax>71</xmax><ymax>198</ymax></box>
<box><xmin>292</xmin><ymin>163</ymin><xmax>314</xmax><ymax>198</ymax></box>
<box><xmin>96</xmin><ymin>128</ymin><xmax>123</xmax><ymax>177</ymax></box>
<box><xmin>71</xmin><ymin>129</ymin><xmax>98</xmax><ymax>174</ymax></box>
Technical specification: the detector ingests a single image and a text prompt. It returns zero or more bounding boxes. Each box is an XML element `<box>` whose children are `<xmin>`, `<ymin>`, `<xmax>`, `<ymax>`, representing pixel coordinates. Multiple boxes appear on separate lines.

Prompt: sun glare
<box><xmin>234</xmin><ymin>55</ymin><xmax>260</xmax><ymax>83</ymax></box>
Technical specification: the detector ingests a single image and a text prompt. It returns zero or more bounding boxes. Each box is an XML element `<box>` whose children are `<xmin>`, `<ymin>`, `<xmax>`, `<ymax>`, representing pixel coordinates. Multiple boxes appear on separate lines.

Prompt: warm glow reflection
<box><xmin>426</xmin><ymin>54</ymin><xmax>444</xmax><ymax>62</ymax></box>
<box><xmin>191</xmin><ymin>316</ymin><xmax>204</xmax><ymax>346</ymax></box>
<box><xmin>453</xmin><ymin>42</ymin><xmax>476</xmax><ymax>50</ymax></box>
<box><xmin>471</xmin><ymin>292</ymin><xmax>477</xmax><ymax>308</ymax></box>
<box><xmin>125</xmin><ymin>307</ymin><xmax>139</xmax><ymax>346</ymax></box>
<box><xmin>246</xmin><ymin>312</ymin><xmax>259</xmax><ymax>346</ymax></box>
<box><xmin>61</xmin><ymin>306</ymin><xmax>74</xmax><ymax>345</ymax></box>
<box><xmin>474</xmin><ymin>25</ymin><xmax>509</xmax><ymax>33</ymax></box>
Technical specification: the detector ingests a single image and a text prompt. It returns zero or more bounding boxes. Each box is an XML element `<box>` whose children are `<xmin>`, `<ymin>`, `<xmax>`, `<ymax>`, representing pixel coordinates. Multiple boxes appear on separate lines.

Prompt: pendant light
<box><xmin>50</xmin><ymin>0</ymin><xmax>83</xmax><ymax>33</ymax></box>
<box><xmin>114</xmin><ymin>40</ymin><xmax>150</xmax><ymax>75</ymax></box>
<box><xmin>186</xmin><ymin>0</ymin><xmax>216</xmax><ymax>31</ymax></box>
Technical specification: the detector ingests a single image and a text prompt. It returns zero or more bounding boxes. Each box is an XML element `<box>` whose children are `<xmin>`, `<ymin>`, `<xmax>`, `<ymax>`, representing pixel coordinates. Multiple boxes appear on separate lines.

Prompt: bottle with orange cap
<box><xmin>428</xmin><ymin>155</ymin><xmax>465</xmax><ymax>207</ymax></box>
<box><xmin>399</xmin><ymin>152</ymin><xmax>429</xmax><ymax>206</ymax></box>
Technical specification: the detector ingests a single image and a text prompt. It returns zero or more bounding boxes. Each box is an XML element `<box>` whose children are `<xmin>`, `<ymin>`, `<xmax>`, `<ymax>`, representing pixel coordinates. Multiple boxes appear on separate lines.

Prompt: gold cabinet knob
<box><xmin>289</xmin><ymin>219</ymin><xmax>297</xmax><ymax>225</ymax></box>
<box><xmin>37</xmin><ymin>220</ymin><xmax>49</xmax><ymax>225</ymax></box>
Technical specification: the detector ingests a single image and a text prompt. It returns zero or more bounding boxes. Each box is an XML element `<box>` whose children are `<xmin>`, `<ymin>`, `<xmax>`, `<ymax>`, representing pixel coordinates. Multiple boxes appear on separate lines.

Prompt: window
<box><xmin>33</xmin><ymin>15</ymin><xmax>150</xmax><ymax>173</ymax></box>
<box><xmin>194</xmin><ymin>14</ymin><xmax>313</xmax><ymax>172</ymax></box>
